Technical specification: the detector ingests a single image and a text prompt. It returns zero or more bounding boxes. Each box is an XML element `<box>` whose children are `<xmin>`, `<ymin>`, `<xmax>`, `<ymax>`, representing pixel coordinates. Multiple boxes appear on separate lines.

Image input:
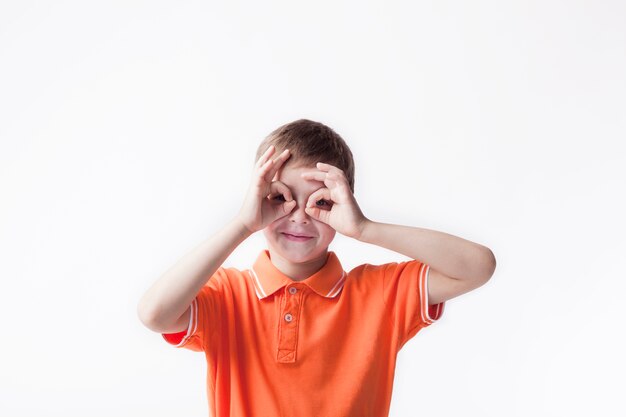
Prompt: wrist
<box><xmin>355</xmin><ymin>218</ymin><xmax>375</xmax><ymax>242</ymax></box>
<box><xmin>230</xmin><ymin>216</ymin><xmax>255</xmax><ymax>239</ymax></box>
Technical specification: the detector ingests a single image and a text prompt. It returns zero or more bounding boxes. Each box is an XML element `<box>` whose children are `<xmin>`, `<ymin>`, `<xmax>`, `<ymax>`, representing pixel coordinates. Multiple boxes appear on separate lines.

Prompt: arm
<box><xmin>137</xmin><ymin>218</ymin><xmax>251</xmax><ymax>334</ymax></box>
<box><xmin>137</xmin><ymin>145</ymin><xmax>297</xmax><ymax>334</ymax></box>
<box><xmin>302</xmin><ymin>162</ymin><xmax>496</xmax><ymax>306</ymax></box>
<box><xmin>357</xmin><ymin>221</ymin><xmax>496</xmax><ymax>305</ymax></box>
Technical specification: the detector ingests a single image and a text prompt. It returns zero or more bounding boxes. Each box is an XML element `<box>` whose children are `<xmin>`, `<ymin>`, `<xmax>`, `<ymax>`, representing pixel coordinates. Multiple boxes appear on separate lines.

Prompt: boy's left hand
<box><xmin>300</xmin><ymin>162</ymin><xmax>369</xmax><ymax>239</ymax></box>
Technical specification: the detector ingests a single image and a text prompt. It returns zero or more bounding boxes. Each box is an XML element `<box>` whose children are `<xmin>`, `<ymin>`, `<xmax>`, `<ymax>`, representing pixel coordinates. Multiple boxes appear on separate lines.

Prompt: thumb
<box><xmin>270</xmin><ymin>196</ymin><xmax>296</xmax><ymax>222</ymax></box>
<box><xmin>264</xmin><ymin>180</ymin><xmax>296</xmax><ymax>223</ymax></box>
<box><xmin>280</xmin><ymin>199</ymin><xmax>297</xmax><ymax>216</ymax></box>
<box><xmin>305</xmin><ymin>205</ymin><xmax>330</xmax><ymax>225</ymax></box>
<box><xmin>266</xmin><ymin>198</ymin><xmax>295</xmax><ymax>225</ymax></box>
<box><xmin>304</xmin><ymin>188</ymin><xmax>331</xmax><ymax>224</ymax></box>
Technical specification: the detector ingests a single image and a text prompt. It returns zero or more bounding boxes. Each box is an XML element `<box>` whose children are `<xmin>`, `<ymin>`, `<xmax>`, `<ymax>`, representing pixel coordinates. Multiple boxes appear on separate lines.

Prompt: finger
<box><xmin>306</xmin><ymin>187</ymin><xmax>332</xmax><ymax>208</ymax></box>
<box><xmin>270</xmin><ymin>201</ymin><xmax>296</xmax><ymax>223</ymax></box>
<box><xmin>275</xmin><ymin>199</ymin><xmax>296</xmax><ymax>217</ymax></box>
<box><xmin>269</xmin><ymin>181</ymin><xmax>296</xmax><ymax>219</ymax></box>
<box><xmin>255</xmin><ymin>145</ymin><xmax>276</xmax><ymax>168</ymax></box>
<box><xmin>315</xmin><ymin>162</ymin><xmax>343</xmax><ymax>174</ymax></box>
<box><xmin>255</xmin><ymin>158</ymin><xmax>275</xmax><ymax>185</ymax></box>
<box><xmin>305</xmin><ymin>203</ymin><xmax>331</xmax><ymax>225</ymax></box>
<box><xmin>313</xmin><ymin>163</ymin><xmax>347</xmax><ymax>182</ymax></box>
<box><xmin>302</xmin><ymin>170</ymin><xmax>344</xmax><ymax>190</ymax></box>
<box><xmin>268</xmin><ymin>180</ymin><xmax>293</xmax><ymax>202</ymax></box>
<box><xmin>300</xmin><ymin>171</ymin><xmax>327</xmax><ymax>182</ymax></box>
<box><xmin>265</xmin><ymin>149</ymin><xmax>290</xmax><ymax>182</ymax></box>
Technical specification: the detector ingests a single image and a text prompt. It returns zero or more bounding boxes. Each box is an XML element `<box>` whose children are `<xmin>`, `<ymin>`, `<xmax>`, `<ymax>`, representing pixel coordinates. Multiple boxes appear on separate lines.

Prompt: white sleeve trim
<box><xmin>174</xmin><ymin>298</ymin><xmax>198</xmax><ymax>347</ymax></box>
<box><xmin>419</xmin><ymin>264</ymin><xmax>445</xmax><ymax>324</ymax></box>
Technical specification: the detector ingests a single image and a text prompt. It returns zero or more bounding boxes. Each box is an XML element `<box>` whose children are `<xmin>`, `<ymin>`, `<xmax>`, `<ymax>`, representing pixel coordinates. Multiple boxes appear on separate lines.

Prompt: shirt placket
<box><xmin>277</xmin><ymin>284</ymin><xmax>304</xmax><ymax>363</ymax></box>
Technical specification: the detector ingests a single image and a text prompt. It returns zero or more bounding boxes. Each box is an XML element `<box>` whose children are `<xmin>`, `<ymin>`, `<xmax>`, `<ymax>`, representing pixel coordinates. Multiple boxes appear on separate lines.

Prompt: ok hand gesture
<box><xmin>237</xmin><ymin>146</ymin><xmax>296</xmax><ymax>233</ymax></box>
<box><xmin>301</xmin><ymin>162</ymin><xmax>369</xmax><ymax>239</ymax></box>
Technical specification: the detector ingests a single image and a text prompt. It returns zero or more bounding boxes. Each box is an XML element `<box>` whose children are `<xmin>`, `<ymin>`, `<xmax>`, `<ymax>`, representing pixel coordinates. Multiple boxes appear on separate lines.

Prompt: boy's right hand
<box><xmin>236</xmin><ymin>145</ymin><xmax>296</xmax><ymax>233</ymax></box>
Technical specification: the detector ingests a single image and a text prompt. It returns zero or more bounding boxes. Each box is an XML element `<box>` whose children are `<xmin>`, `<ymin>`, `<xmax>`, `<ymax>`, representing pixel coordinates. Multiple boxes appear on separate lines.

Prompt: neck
<box><xmin>268</xmin><ymin>249</ymin><xmax>329</xmax><ymax>281</ymax></box>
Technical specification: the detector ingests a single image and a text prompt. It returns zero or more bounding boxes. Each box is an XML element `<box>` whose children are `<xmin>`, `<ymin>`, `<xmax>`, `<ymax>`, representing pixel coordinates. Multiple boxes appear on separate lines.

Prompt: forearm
<box><xmin>358</xmin><ymin>220</ymin><xmax>495</xmax><ymax>281</ymax></box>
<box><xmin>137</xmin><ymin>217</ymin><xmax>251</xmax><ymax>330</ymax></box>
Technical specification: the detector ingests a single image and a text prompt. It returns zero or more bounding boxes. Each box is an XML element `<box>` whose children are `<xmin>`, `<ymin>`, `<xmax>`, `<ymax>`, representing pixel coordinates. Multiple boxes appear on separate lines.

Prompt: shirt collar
<box><xmin>248</xmin><ymin>250</ymin><xmax>346</xmax><ymax>300</ymax></box>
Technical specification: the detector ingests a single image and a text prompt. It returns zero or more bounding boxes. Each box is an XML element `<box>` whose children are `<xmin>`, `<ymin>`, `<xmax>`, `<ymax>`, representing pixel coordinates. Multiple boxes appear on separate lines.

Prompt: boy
<box><xmin>137</xmin><ymin>119</ymin><xmax>496</xmax><ymax>417</ymax></box>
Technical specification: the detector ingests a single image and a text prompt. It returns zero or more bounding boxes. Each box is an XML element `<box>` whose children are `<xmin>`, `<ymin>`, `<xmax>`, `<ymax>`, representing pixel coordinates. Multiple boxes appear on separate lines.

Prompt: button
<box><xmin>284</xmin><ymin>313</ymin><xmax>293</xmax><ymax>322</ymax></box>
<box><xmin>289</xmin><ymin>287</ymin><xmax>297</xmax><ymax>294</ymax></box>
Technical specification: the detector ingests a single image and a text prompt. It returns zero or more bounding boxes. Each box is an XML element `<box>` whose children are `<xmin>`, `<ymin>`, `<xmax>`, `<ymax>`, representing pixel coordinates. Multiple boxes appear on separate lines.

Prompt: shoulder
<box><xmin>211</xmin><ymin>265</ymin><xmax>249</xmax><ymax>285</ymax></box>
<box><xmin>216</xmin><ymin>265</ymin><xmax>263</xmax><ymax>299</ymax></box>
<box><xmin>345</xmin><ymin>262</ymin><xmax>396</xmax><ymax>292</ymax></box>
<box><xmin>348</xmin><ymin>262</ymin><xmax>392</xmax><ymax>275</ymax></box>
<box><xmin>198</xmin><ymin>265</ymin><xmax>249</xmax><ymax>296</ymax></box>
<box><xmin>347</xmin><ymin>259</ymin><xmax>412</xmax><ymax>278</ymax></box>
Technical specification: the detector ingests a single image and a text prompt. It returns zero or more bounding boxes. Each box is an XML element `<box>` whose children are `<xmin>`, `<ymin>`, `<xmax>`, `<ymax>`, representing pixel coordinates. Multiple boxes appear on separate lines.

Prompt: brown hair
<box><xmin>255</xmin><ymin>119</ymin><xmax>355</xmax><ymax>192</ymax></box>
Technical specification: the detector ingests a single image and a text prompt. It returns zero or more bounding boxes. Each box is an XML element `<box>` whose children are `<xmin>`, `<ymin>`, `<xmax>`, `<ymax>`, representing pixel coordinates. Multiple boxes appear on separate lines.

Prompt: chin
<box><xmin>275</xmin><ymin>244</ymin><xmax>325</xmax><ymax>264</ymax></box>
<box><xmin>266</xmin><ymin>238</ymin><xmax>327</xmax><ymax>264</ymax></box>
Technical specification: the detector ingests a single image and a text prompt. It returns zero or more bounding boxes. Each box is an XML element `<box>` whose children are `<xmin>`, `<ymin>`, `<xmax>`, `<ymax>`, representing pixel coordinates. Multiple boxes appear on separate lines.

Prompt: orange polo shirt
<box><xmin>162</xmin><ymin>250</ymin><xmax>445</xmax><ymax>417</ymax></box>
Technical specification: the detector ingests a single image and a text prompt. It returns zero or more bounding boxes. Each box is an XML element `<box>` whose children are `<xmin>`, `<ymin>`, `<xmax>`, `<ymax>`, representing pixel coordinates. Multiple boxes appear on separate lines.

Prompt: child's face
<box><xmin>262</xmin><ymin>163</ymin><xmax>336</xmax><ymax>266</ymax></box>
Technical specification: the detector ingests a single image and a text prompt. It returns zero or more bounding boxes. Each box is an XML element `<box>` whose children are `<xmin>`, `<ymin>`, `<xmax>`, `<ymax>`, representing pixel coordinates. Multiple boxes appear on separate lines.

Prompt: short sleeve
<box><xmin>161</xmin><ymin>269</ymin><xmax>224</xmax><ymax>352</ymax></box>
<box><xmin>381</xmin><ymin>260</ymin><xmax>445</xmax><ymax>349</ymax></box>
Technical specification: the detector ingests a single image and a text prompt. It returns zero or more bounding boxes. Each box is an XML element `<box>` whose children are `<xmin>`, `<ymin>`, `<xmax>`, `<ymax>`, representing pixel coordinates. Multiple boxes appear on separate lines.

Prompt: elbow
<box><xmin>478</xmin><ymin>246</ymin><xmax>496</xmax><ymax>284</ymax></box>
<box><xmin>137</xmin><ymin>297</ymin><xmax>161</xmax><ymax>332</ymax></box>
<box><xmin>137</xmin><ymin>296</ymin><xmax>184</xmax><ymax>334</ymax></box>
<box><xmin>464</xmin><ymin>245</ymin><xmax>496</xmax><ymax>286</ymax></box>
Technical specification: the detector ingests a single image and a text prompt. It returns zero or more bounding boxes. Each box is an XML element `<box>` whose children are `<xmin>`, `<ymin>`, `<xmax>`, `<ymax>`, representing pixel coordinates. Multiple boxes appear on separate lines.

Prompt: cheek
<box><xmin>262</xmin><ymin>226</ymin><xmax>277</xmax><ymax>242</ymax></box>
<box><xmin>317</xmin><ymin>224</ymin><xmax>336</xmax><ymax>241</ymax></box>
<box><xmin>263</xmin><ymin>219</ymin><xmax>290</xmax><ymax>242</ymax></box>
<box><xmin>265</xmin><ymin>218</ymin><xmax>283</xmax><ymax>233</ymax></box>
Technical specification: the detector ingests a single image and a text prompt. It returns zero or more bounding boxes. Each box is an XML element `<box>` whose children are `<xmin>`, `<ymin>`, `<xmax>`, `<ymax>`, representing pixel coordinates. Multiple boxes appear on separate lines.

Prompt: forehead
<box><xmin>275</xmin><ymin>164</ymin><xmax>324</xmax><ymax>192</ymax></box>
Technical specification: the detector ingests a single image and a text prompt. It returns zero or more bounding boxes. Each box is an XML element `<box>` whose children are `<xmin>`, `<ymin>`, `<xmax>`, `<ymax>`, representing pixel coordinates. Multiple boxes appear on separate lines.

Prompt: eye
<box><xmin>316</xmin><ymin>199</ymin><xmax>332</xmax><ymax>207</ymax></box>
<box><xmin>273</xmin><ymin>194</ymin><xmax>286</xmax><ymax>202</ymax></box>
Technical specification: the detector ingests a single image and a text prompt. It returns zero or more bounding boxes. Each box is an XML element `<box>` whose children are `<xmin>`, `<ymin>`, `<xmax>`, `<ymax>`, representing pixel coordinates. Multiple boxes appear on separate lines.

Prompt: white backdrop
<box><xmin>1</xmin><ymin>1</ymin><xmax>625</xmax><ymax>416</ymax></box>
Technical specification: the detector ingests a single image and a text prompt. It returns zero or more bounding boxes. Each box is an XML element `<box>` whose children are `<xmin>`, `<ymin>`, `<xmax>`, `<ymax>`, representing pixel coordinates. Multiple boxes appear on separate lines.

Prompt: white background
<box><xmin>1</xmin><ymin>1</ymin><xmax>625</xmax><ymax>416</ymax></box>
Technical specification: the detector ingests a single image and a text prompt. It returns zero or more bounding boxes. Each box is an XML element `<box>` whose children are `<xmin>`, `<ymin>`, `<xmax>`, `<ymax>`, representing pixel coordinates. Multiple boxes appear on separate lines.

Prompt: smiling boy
<box><xmin>137</xmin><ymin>119</ymin><xmax>496</xmax><ymax>417</ymax></box>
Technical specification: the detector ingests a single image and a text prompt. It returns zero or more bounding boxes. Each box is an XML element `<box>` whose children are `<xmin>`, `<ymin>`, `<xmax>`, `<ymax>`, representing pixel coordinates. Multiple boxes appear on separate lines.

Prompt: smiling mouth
<box><xmin>282</xmin><ymin>233</ymin><xmax>314</xmax><ymax>241</ymax></box>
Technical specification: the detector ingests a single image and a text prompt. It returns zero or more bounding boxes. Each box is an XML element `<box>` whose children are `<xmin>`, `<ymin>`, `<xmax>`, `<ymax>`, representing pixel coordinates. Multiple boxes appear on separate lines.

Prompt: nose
<box><xmin>288</xmin><ymin>201</ymin><xmax>310</xmax><ymax>224</ymax></box>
